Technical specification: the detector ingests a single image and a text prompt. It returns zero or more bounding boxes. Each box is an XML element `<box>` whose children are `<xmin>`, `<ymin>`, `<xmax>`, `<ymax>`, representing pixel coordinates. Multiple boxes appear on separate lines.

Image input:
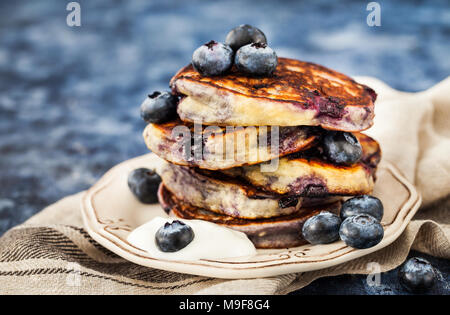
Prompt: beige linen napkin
<box><xmin>0</xmin><ymin>77</ymin><xmax>449</xmax><ymax>294</ymax></box>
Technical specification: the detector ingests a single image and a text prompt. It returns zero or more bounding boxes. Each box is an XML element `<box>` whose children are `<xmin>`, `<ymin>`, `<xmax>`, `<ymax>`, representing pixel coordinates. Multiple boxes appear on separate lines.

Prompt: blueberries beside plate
<box><xmin>140</xmin><ymin>91</ymin><xmax>178</xmax><ymax>124</ymax></box>
<box><xmin>340</xmin><ymin>195</ymin><xmax>384</xmax><ymax>221</ymax></box>
<box><xmin>339</xmin><ymin>214</ymin><xmax>384</xmax><ymax>249</ymax></box>
<box><xmin>399</xmin><ymin>257</ymin><xmax>436</xmax><ymax>293</ymax></box>
<box><xmin>155</xmin><ymin>220</ymin><xmax>195</xmax><ymax>252</ymax></box>
<box><xmin>225</xmin><ymin>24</ymin><xmax>267</xmax><ymax>51</ymax></box>
<box><xmin>192</xmin><ymin>40</ymin><xmax>233</xmax><ymax>76</ymax></box>
<box><xmin>235</xmin><ymin>43</ymin><xmax>278</xmax><ymax>76</ymax></box>
<box><xmin>302</xmin><ymin>212</ymin><xmax>341</xmax><ymax>244</ymax></box>
<box><xmin>127</xmin><ymin>168</ymin><xmax>161</xmax><ymax>204</ymax></box>
<box><xmin>323</xmin><ymin>131</ymin><xmax>362</xmax><ymax>165</ymax></box>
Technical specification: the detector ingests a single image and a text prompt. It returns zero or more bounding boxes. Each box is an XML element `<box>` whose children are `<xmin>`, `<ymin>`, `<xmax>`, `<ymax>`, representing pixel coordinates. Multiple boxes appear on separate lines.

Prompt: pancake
<box><xmin>171</xmin><ymin>58</ymin><xmax>376</xmax><ymax>131</ymax></box>
<box><xmin>221</xmin><ymin>133</ymin><xmax>381</xmax><ymax>196</ymax></box>
<box><xmin>143</xmin><ymin>119</ymin><xmax>318</xmax><ymax>170</ymax></box>
<box><xmin>159</xmin><ymin>184</ymin><xmax>342</xmax><ymax>249</ymax></box>
<box><xmin>160</xmin><ymin>161</ymin><xmax>303</xmax><ymax>219</ymax></box>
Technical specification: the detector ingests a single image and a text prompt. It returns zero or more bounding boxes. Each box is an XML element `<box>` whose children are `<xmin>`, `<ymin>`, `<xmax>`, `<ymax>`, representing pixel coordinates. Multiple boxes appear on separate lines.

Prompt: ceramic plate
<box><xmin>81</xmin><ymin>154</ymin><xmax>421</xmax><ymax>279</ymax></box>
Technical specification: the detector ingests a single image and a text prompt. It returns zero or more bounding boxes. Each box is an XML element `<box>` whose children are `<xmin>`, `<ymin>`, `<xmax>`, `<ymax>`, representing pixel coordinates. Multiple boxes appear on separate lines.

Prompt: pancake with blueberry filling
<box><xmin>160</xmin><ymin>161</ymin><xmax>339</xmax><ymax>220</ymax></box>
<box><xmin>171</xmin><ymin>58</ymin><xmax>376</xmax><ymax>131</ymax></box>
<box><xmin>221</xmin><ymin>133</ymin><xmax>381</xmax><ymax>197</ymax></box>
<box><xmin>143</xmin><ymin>119</ymin><xmax>319</xmax><ymax>170</ymax></box>
<box><xmin>158</xmin><ymin>183</ymin><xmax>341</xmax><ymax>249</ymax></box>
<box><xmin>160</xmin><ymin>161</ymin><xmax>304</xmax><ymax>219</ymax></box>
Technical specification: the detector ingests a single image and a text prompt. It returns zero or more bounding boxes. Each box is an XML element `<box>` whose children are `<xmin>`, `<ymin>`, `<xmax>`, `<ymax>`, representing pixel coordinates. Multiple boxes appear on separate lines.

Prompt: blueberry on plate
<box><xmin>192</xmin><ymin>40</ymin><xmax>233</xmax><ymax>76</ymax></box>
<box><xmin>155</xmin><ymin>220</ymin><xmax>195</xmax><ymax>252</ymax></box>
<box><xmin>140</xmin><ymin>91</ymin><xmax>178</xmax><ymax>124</ymax></box>
<box><xmin>339</xmin><ymin>214</ymin><xmax>384</xmax><ymax>249</ymax></box>
<box><xmin>323</xmin><ymin>131</ymin><xmax>362</xmax><ymax>165</ymax></box>
<box><xmin>340</xmin><ymin>195</ymin><xmax>384</xmax><ymax>221</ymax></box>
<box><xmin>235</xmin><ymin>43</ymin><xmax>278</xmax><ymax>76</ymax></box>
<box><xmin>302</xmin><ymin>211</ymin><xmax>341</xmax><ymax>244</ymax></box>
<box><xmin>399</xmin><ymin>257</ymin><xmax>436</xmax><ymax>293</ymax></box>
<box><xmin>225</xmin><ymin>24</ymin><xmax>267</xmax><ymax>51</ymax></box>
<box><xmin>127</xmin><ymin>168</ymin><xmax>161</xmax><ymax>204</ymax></box>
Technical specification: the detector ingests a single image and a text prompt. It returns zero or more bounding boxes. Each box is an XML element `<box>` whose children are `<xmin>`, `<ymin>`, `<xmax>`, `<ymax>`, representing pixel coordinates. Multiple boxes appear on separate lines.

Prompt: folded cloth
<box><xmin>0</xmin><ymin>77</ymin><xmax>449</xmax><ymax>294</ymax></box>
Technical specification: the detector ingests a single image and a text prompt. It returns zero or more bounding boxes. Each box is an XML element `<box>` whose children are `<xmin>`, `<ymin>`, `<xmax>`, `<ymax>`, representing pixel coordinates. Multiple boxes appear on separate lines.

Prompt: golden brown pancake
<box><xmin>171</xmin><ymin>58</ymin><xmax>376</xmax><ymax>131</ymax></box>
<box><xmin>221</xmin><ymin>133</ymin><xmax>381</xmax><ymax>196</ymax></box>
<box><xmin>143</xmin><ymin>119</ymin><xmax>318</xmax><ymax>170</ymax></box>
<box><xmin>160</xmin><ymin>161</ymin><xmax>303</xmax><ymax>219</ymax></box>
<box><xmin>159</xmin><ymin>184</ymin><xmax>341</xmax><ymax>249</ymax></box>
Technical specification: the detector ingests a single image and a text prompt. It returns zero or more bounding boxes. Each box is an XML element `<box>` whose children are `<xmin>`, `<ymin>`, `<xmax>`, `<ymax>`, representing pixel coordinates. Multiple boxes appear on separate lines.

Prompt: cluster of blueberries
<box><xmin>192</xmin><ymin>25</ymin><xmax>278</xmax><ymax>77</ymax></box>
<box><xmin>302</xmin><ymin>195</ymin><xmax>437</xmax><ymax>293</ymax></box>
<box><xmin>302</xmin><ymin>195</ymin><xmax>384</xmax><ymax>249</ymax></box>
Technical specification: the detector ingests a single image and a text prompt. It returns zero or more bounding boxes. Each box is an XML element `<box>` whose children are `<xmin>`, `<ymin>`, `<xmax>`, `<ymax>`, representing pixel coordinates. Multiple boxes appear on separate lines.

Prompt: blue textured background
<box><xmin>0</xmin><ymin>0</ymin><xmax>449</xmax><ymax>294</ymax></box>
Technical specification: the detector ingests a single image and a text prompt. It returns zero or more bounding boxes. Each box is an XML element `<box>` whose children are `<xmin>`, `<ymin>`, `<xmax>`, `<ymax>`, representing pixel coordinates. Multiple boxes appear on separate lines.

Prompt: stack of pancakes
<box><xmin>144</xmin><ymin>58</ymin><xmax>381</xmax><ymax>249</ymax></box>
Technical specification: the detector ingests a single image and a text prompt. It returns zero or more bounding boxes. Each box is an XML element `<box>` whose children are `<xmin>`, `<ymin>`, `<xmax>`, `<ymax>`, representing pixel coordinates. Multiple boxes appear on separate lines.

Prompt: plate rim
<box><xmin>81</xmin><ymin>154</ymin><xmax>421</xmax><ymax>279</ymax></box>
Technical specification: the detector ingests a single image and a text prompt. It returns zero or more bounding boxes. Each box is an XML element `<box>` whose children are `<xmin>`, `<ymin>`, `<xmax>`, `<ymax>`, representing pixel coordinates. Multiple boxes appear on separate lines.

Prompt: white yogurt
<box><xmin>127</xmin><ymin>217</ymin><xmax>256</xmax><ymax>261</ymax></box>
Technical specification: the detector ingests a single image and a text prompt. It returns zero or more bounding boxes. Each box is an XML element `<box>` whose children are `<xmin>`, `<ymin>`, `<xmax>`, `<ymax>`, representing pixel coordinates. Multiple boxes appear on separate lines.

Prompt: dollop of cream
<box><xmin>127</xmin><ymin>217</ymin><xmax>256</xmax><ymax>261</ymax></box>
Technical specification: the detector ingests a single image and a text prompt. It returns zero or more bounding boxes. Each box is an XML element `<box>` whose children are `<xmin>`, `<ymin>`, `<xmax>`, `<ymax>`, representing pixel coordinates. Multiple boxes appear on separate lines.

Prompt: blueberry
<box><xmin>140</xmin><ymin>91</ymin><xmax>178</xmax><ymax>124</ymax></box>
<box><xmin>302</xmin><ymin>212</ymin><xmax>341</xmax><ymax>244</ymax></box>
<box><xmin>155</xmin><ymin>220</ymin><xmax>195</xmax><ymax>252</ymax></box>
<box><xmin>323</xmin><ymin>131</ymin><xmax>362</xmax><ymax>165</ymax></box>
<box><xmin>235</xmin><ymin>43</ymin><xmax>278</xmax><ymax>76</ymax></box>
<box><xmin>192</xmin><ymin>40</ymin><xmax>233</xmax><ymax>76</ymax></box>
<box><xmin>225</xmin><ymin>24</ymin><xmax>267</xmax><ymax>51</ymax></box>
<box><xmin>127</xmin><ymin>168</ymin><xmax>161</xmax><ymax>204</ymax></box>
<box><xmin>339</xmin><ymin>214</ymin><xmax>384</xmax><ymax>249</ymax></box>
<box><xmin>340</xmin><ymin>195</ymin><xmax>384</xmax><ymax>221</ymax></box>
<box><xmin>399</xmin><ymin>257</ymin><xmax>436</xmax><ymax>293</ymax></box>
